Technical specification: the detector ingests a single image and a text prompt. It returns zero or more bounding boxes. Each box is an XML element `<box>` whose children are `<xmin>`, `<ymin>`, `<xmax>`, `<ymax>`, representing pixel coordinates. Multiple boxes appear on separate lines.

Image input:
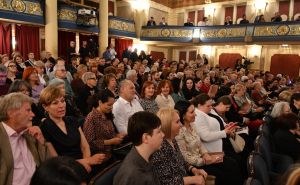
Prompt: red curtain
<box><xmin>271</xmin><ymin>54</ymin><xmax>300</xmax><ymax>79</ymax></box>
<box><xmin>114</xmin><ymin>38</ymin><xmax>133</xmax><ymax>59</ymax></box>
<box><xmin>279</xmin><ymin>1</ymin><xmax>290</xmax><ymax>16</ymax></box>
<box><xmin>219</xmin><ymin>53</ymin><xmax>242</xmax><ymax>69</ymax></box>
<box><xmin>197</xmin><ymin>10</ymin><xmax>205</xmax><ymax>23</ymax></box>
<box><xmin>237</xmin><ymin>5</ymin><xmax>246</xmax><ymax>19</ymax></box>
<box><xmin>189</xmin><ymin>50</ymin><xmax>197</xmax><ymax>61</ymax></box>
<box><xmin>79</xmin><ymin>34</ymin><xmax>99</xmax><ymax>57</ymax></box>
<box><xmin>188</xmin><ymin>11</ymin><xmax>196</xmax><ymax>23</ymax></box>
<box><xmin>0</xmin><ymin>24</ymin><xmax>11</xmax><ymax>55</ymax></box>
<box><xmin>225</xmin><ymin>7</ymin><xmax>234</xmax><ymax>21</ymax></box>
<box><xmin>179</xmin><ymin>51</ymin><xmax>187</xmax><ymax>61</ymax></box>
<box><xmin>151</xmin><ymin>51</ymin><xmax>164</xmax><ymax>61</ymax></box>
<box><xmin>58</xmin><ymin>30</ymin><xmax>76</xmax><ymax>60</ymax></box>
<box><xmin>15</xmin><ymin>25</ymin><xmax>40</xmax><ymax>60</ymax></box>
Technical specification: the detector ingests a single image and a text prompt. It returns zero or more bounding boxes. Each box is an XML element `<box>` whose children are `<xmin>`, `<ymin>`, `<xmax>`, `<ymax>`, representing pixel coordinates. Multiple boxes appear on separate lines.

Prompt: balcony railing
<box><xmin>140</xmin><ymin>21</ymin><xmax>300</xmax><ymax>44</ymax></box>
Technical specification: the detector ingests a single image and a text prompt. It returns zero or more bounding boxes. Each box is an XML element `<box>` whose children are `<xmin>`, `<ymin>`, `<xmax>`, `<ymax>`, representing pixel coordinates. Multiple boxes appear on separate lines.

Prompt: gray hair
<box><xmin>82</xmin><ymin>72</ymin><xmax>96</xmax><ymax>84</ymax></box>
<box><xmin>0</xmin><ymin>92</ymin><xmax>33</xmax><ymax>121</ymax></box>
<box><xmin>48</xmin><ymin>78</ymin><xmax>65</xmax><ymax>86</ymax></box>
<box><xmin>34</xmin><ymin>60</ymin><xmax>45</xmax><ymax>67</ymax></box>
<box><xmin>119</xmin><ymin>79</ymin><xmax>133</xmax><ymax>93</ymax></box>
<box><xmin>270</xmin><ymin>101</ymin><xmax>290</xmax><ymax>118</ymax></box>
<box><xmin>77</xmin><ymin>64</ymin><xmax>88</xmax><ymax>73</ymax></box>
<box><xmin>0</xmin><ymin>64</ymin><xmax>7</xmax><ymax>73</ymax></box>
<box><xmin>126</xmin><ymin>69</ymin><xmax>137</xmax><ymax>79</ymax></box>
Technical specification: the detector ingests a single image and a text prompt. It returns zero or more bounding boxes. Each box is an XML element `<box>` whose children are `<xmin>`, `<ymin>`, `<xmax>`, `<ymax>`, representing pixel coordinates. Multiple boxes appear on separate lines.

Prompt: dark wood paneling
<box><xmin>279</xmin><ymin>0</ymin><xmax>290</xmax><ymax>15</ymax></box>
<box><xmin>189</xmin><ymin>50</ymin><xmax>197</xmax><ymax>61</ymax></box>
<box><xmin>179</xmin><ymin>51</ymin><xmax>187</xmax><ymax>61</ymax></box>
<box><xmin>270</xmin><ymin>54</ymin><xmax>300</xmax><ymax>79</ymax></box>
<box><xmin>237</xmin><ymin>5</ymin><xmax>246</xmax><ymax>19</ymax></box>
<box><xmin>219</xmin><ymin>53</ymin><xmax>242</xmax><ymax>69</ymax></box>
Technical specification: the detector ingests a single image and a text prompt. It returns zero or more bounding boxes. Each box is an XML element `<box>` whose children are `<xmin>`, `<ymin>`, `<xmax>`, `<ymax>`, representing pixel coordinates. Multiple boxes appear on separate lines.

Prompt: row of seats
<box><xmin>245</xmin><ymin>123</ymin><xmax>294</xmax><ymax>185</ymax></box>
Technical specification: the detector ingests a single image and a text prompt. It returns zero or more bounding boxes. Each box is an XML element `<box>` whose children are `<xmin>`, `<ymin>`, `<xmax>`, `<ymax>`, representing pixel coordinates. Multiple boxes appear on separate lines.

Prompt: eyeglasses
<box><xmin>8</xmin><ymin>65</ymin><xmax>16</xmax><ymax>68</ymax></box>
<box><xmin>58</xmin><ymin>69</ymin><xmax>66</xmax><ymax>72</ymax></box>
<box><xmin>88</xmin><ymin>77</ymin><xmax>97</xmax><ymax>80</ymax></box>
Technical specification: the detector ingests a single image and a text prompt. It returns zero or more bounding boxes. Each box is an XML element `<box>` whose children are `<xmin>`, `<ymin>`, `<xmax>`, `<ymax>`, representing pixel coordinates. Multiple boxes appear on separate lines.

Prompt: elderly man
<box><xmin>50</xmin><ymin>64</ymin><xmax>74</xmax><ymax>98</ymax></box>
<box><xmin>113</xmin><ymin>80</ymin><xmax>143</xmax><ymax>133</ymax></box>
<box><xmin>0</xmin><ymin>93</ymin><xmax>50</xmax><ymax>185</ymax></box>
<box><xmin>126</xmin><ymin>69</ymin><xmax>140</xmax><ymax>94</ymax></box>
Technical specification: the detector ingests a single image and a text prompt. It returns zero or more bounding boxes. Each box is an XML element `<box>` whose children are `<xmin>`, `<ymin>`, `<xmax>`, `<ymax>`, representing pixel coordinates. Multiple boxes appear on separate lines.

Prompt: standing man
<box><xmin>66</xmin><ymin>41</ymin><xmax>77</xmax><ymax>64</ymax></box>
<box><xmin>113</xmin><ymin>111</ymin><xmax>164</xmax><ymax>185</ymax></box>
<box><xmin>25</xmin><ymin>52</ymin><xmax>35</xmax><ymax>67</ymax></box>
<box><xmin>79</xmin><ymin>41</ymin><xmax>90</xmax><ymax>60</ymax></box>
<box><xmin>0</xmin><ymin>93</ymin><xmax>50</xmax><ymax>185</ymax></box>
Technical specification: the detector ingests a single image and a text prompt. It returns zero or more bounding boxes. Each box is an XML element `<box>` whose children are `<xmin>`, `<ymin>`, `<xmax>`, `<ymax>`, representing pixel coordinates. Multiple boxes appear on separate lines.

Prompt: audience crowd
<box><xmin>0</xmin><ymin>44</ymin><xmax>300</xmax><ymax>185</ymax></box>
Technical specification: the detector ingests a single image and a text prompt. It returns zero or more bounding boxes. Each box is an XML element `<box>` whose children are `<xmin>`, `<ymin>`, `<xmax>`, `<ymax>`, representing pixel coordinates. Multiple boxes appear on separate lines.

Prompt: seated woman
<box><xmin>182</xmin><ymin>77</ymin><xmax>200</xmax><ymax>101</ymax></box>
<box><xmin>139</xmin><ymin>81</ymin><xmax>159</xmax><ymax>114</ymax></box>
<box><xmin>39</xmin><ymin>86</ymin><xmax>106</xmax><ymax>172</ymax></box>
<box><xmin>266</xmin><ymin>101</ymin><xmax>291</xmax><ymax>134</ymax></box>
<box><xmin>77</xmin><ymin>72</ymin><xmax>98</xmax><ymax>116</ymax></box>
<box><xmin>83</xmin><ymin>89</ymin><xmax>125</xmax><ymax>154</ymax></box>
<box><xmin>274</xmin><ymin>113</ymin><xmax>300</xmax><ymax>162</ymax></box>
<box><xmin>290</xmin><ymin>93</ymin><xmax>300</xmax><ymax>116</ymax></box>
<box><xmin>155</xmin><ymin>80</ymin><xmax>175</xmax><ymax>109</ymax></box>
<box><xmin>175</xmin><ymin>100</ymin><xmax>243</xmax><ymax>185</ymax></box>
<box><xmin>151</xmin><ymin>108</ymin><xmax>207</xmax><ymax>185</ymax></box>
<box><xmin>102</xmin><ymin>73</ymin><xmax>118</xmax><ymax>98</ymax></box>
<box><xmin>22</xmin><ymin>67</ymin><xmax>45</xmax><ymax>104</ymax></box>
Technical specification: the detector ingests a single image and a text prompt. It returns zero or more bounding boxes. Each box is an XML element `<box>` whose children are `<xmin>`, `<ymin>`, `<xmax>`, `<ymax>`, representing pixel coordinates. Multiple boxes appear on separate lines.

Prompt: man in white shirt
<box><xmin>113</xmin><ymin>80</ymin><xmax>143</xmax><ymax>133</ymax></box>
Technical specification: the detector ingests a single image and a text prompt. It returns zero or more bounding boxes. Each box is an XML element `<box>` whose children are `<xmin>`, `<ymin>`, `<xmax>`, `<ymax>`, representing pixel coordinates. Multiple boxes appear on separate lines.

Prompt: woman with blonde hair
<box><xmin>150</xmin><ymin>108</ymin><xmax>207</xmax><ymax>185</ymax></box>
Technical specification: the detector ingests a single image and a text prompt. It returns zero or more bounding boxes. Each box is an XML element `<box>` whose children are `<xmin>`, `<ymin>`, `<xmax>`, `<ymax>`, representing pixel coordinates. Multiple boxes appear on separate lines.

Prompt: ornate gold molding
<box><xmin>200</xmin><ymin>27</ymin><xmax>246</xmax><ymax>39</ymax></box>
<box><xmin>109</xmin><ymin>19</ymin><xmax>135</xmax><ymax>33</ymax></box>
<box><xmin>141</xmin><ymin>28</ymin><xmax>193</xmax><ymax>38</ymax></box>
<box><xmin>58</xmin><ymin>8</ymin><xmax>77</xmax><ymax>22</ymax></box>
<box><xmin>254</xmin><ymin>24</ymin><xmax>300</xmax><ymax>36</ymax></box>
<box><xmin>0</xmin><ymin>0</ymin><xmax>42</xmax><ymax>16</ymax></box>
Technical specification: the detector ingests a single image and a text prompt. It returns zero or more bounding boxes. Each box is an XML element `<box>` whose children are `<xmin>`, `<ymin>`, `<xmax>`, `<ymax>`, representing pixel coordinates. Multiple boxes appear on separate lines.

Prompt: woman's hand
<box><xmin>193</xmin><ymin>168</ymin><xmax>207</xmax><ymax>179</ymax></box>
<box><xmin>27</xmin><ymin>126</ymin><xmax>45</xmax><ymax>145</ymax></box>
<box><xmin>109</xmin><ymin>137</ymin><xmax>123</xmax><ymax>145</ymax></box>
<box><xmin>203</xmin><ymin>154</ymin><xmax>216</xmax><ymax>165</ymax></box>
<box><xmin>88</xmin><ymin>153</ymin><xmax>106</xmax><ymax>165</ymax></box>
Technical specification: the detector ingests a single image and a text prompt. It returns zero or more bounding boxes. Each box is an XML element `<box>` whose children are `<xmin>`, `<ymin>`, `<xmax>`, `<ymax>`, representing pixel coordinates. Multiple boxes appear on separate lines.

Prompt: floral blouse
<box><xmin>139</xmin><ymin>98</ymin><xmax>159</xmax><ymax>114</ymax></box>
<box><xmin>175</xmin><ymin>126</ymin><xmax>208</xmax><ymax>167</ymax></box>
<box><xmin>150</xmin><ymin>139</ymin><xmax>192</xmax><ymax>185</ymax></box>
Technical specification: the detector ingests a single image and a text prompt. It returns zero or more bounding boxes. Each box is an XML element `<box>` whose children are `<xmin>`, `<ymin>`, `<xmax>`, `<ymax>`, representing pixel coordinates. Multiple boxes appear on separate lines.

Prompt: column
<box><xmin>99</xmin><ymin>0</ymin><xmax>108</xmax><ymax>56</ymax></box>
<box><xmin>167</xmin><ymin>47</ymin><xmax>173</xmax><ymax>62</ymax></box>
<box><xmin>289</xmin><ymin>0</ymin><xmax>294</xmax><ymax>20</ymax></box>
<box><xmin>133</xmin><ymin>9</ymin><xmax>147</xmax><ymax>38</ymax></box>
<box><xmin>233</xmin><ymin>5</ymin><xmax>237</xmax><ymax>24</ymax></box>
<box><xmin>45</xmin><ymin>0</ymin><xmax>58</xmax><ymax>58</ymax></box>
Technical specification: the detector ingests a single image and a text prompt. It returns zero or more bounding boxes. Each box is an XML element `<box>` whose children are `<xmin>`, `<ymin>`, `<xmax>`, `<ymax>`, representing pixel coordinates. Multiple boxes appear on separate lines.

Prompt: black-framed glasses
<box><xmin>88</xmin><ymin>77</ymin><xmax>97</xmax><ymax>80</ymax></box>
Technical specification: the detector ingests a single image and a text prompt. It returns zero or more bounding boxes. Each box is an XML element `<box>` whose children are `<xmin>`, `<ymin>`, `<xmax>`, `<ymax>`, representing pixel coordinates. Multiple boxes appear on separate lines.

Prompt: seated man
<box><xmin>0</xmin><ymin>92</ymin><xmax>50</xmax><ymax>185</ymax></box>
<box><xmin>113</xmin><ymin>80</ymin><xmax>143</xmax><ymax>133</ymax></box>
<box><xmin>113</xmin><ymin>111</ymin><xmax>164</xmax><ymax>185</ymax></box>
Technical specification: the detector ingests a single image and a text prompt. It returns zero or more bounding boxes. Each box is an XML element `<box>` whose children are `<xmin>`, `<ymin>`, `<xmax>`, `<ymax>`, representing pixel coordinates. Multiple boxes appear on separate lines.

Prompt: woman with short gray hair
<box><xmin>77</xmin><ymin>72</ymin><xmax>98</xmax><ymax>116</ymax></box>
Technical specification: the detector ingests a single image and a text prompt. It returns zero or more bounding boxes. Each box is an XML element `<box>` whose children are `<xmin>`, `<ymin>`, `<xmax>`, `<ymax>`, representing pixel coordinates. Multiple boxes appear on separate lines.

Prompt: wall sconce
<box><xmin>254</xmin><ymin>0</ymin><xmax>268</xmax><ymax>12</ymax></box>
<box><xmin>248</xmin><ymin>45</ymin><xmax>262</xmax><ymax>58</ymax></box>
<box><xmin>202</xmin><ymin>46</ymin><xmax>212</xmax><ymax>57</ymax></box>
<box><xmin>130</xmin><ymin>0</ymin><xmax>150</xmax><ymax>11</ymax></box>
<box><xmin>205</xmin><ymin>5</ymin><xmax>215</xmax><ymax>17</ymax></box>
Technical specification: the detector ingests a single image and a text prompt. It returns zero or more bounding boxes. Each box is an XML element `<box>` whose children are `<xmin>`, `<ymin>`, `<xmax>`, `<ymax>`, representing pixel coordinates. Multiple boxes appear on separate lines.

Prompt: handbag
<box><xmin>229</xmin><ymin>134</ymin><xmax>245</xmax><ymax>153</ymax></box>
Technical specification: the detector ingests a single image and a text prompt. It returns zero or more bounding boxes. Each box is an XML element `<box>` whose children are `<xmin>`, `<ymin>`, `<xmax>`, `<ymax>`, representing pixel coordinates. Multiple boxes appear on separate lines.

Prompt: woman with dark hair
<box><xmin>182</xmin><ymin>77</ymin><xmax>200</xmax><ymax>101</ymax></box>
<box><xmin>30</xmin><ymin>156</ymin><xmax>88</xmax><ymax>185</ymax></box>
<box><xmin>14</xmin><ymin>54</ymin><xmax>26</xmax><ymax>78</ymax></box>
<box><xmin>139</xmin><ymin>81</ymin><xmax>159</xmax><ymax>114</ymax></box>
<box><xmin>175</xmin><ymin>100</ymin><xmax>243</xmax><ymax>185</ymax></box>
<box><xmin>290</xmin><ymin>93</ymin><xmax>300</xmax><ymax>116</ymax></box>
<box><xmin>171</xmin><ymin>77</ymin><xmax>185</xmax><ymax>103</ymax></box>
<box><xmin>102</xmin><ymin>73</ymin><xmax>118</xmax><ymax>98</ymax></box>
<box><xmin>6</xmin><ymin>61</ymin><xmax>18</xmax><ymax>84</ymax></box>
<box><xmin>8</xmin><ymin>79</ymin><xmax>44</xmax><ymax>126</ymax></box>
<box><xmin>274</xmin><ymin>113</ymin><xmax>300</xmax><ymax>161</ymax></box>
<box><xmin>84</xmin><ymin>89</ymin><xmax>125</xmax><ymax>155</ymax></box>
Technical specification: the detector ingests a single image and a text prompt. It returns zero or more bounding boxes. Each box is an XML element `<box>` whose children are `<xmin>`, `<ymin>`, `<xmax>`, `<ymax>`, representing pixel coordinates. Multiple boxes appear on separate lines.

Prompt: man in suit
<box><xmin>0</xmin><ymin>93</ymin><xmax>51</xmax><ymax>185</ymax></box>
<box><xmin>239</xmin><ymin>14</ymin><xmax>249</xmax><ymax>24</ymax></box>
<box><xmin>25</xmin><ymin>52</ymin><xmax>35</xmax><ymax>67</ymax></box>
<box><xmin>184</xmin><ymin>17</ymin><xmax>194</xmax><ymax>26</ymax></box>
<box><xmin>147</xmin><ymin>17</ymin><xmax>156</xmax><ymax>26</ymax></box>
<box><xmin>271</xmin><ymin>12</ymin><xmax>282</xmax><ymax>22</ymax></box>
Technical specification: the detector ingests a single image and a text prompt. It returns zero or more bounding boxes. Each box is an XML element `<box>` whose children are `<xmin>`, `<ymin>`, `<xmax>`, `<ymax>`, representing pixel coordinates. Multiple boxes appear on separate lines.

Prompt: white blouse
<box><xmin>155</xmin><ymin>94</ymin><xmax>175</xmax><ymax>109</ymax></box>
<box><xmin>192</xmin><ymin>108</ymin><xmax>227</xmax><ymax>152</ymax></box>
